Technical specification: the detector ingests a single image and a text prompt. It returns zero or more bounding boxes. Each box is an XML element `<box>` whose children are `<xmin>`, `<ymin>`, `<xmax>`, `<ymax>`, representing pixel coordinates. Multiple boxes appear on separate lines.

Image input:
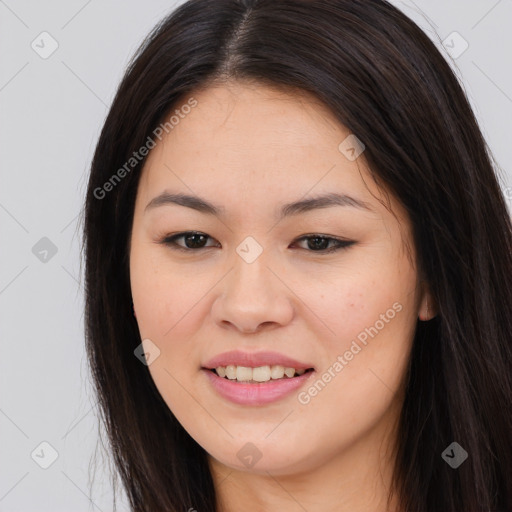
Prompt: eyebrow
<box><xmin>144</xmin><ymin>191</ymin><xmax>375</xmax><ymax>219</ymax></box>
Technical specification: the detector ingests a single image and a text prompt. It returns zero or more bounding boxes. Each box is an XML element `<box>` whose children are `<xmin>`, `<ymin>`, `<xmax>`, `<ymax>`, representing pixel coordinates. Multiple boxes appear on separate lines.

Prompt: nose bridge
<box><xmin>229</xmin><ymin>236</ymin><xmax>274</xmax><ymax>296</ymax></box>
<box><xmin>212</xmin><ymin>237</ymin><xmax>293</xmax><ymax>332</ymax></box>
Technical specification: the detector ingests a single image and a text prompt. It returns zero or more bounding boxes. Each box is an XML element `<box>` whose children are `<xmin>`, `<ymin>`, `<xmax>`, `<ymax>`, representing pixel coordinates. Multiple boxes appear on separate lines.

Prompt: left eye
<box><xmin>293</xmin><ymin>235</ymin><xmax>355</xmax><ymax>253</ymax></box>
<box><xmin>159</xmin><ymin>231</ymin><xmax>355</xmax><ymax>254</ymax></box>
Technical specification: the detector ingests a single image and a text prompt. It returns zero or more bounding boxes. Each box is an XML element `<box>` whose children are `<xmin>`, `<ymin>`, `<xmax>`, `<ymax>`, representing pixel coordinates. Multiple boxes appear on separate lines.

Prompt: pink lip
<box><xmin>202</xmin><ymin>350</ymin><xmax>314</xmax><ymax>370</ymax></box>
<box><xmin>202</xmin><ymin>368</ymin><xmax>316</xmax><ymax>406</ymax></box>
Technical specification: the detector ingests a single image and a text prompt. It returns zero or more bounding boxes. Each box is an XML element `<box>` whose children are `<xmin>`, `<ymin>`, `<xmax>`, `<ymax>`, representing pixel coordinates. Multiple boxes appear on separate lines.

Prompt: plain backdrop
<box><xmin>1</xmin><ymin>1</ymin><xmax>511</xmax><ymax>510</ymax></box>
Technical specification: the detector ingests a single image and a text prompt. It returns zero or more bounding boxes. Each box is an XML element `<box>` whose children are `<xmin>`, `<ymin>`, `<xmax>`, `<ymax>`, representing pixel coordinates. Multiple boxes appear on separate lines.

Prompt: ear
<box><xmin>418</xmin><ymin>285</ymin><xmax>436</xmax><ymax>321</ymax></box>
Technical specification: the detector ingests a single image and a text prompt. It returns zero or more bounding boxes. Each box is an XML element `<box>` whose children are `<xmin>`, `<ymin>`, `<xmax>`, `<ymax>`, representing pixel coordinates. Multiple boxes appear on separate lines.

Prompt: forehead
<box><xmin>169</xmin><ymin>81</ymin><xmax>346</xmax><ymax>153</ymax></box>
<box><xmin>136</xmin><ymin>81</ymin><xmax>396</xmax><ymax>224</ymax></box>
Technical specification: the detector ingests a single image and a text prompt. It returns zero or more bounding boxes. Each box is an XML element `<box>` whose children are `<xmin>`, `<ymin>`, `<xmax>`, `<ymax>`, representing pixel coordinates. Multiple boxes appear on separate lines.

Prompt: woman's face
<box><xmin>129</xmin><ymin>81</ymin><xmax>428</xmax><ymax>477</ymax></box>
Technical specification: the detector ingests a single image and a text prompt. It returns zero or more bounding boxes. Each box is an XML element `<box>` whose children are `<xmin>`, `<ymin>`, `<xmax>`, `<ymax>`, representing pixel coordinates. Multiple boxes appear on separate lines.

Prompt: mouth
<box><xmin>202</xmin><ymin>365</ymin><xmax>316</xmax><ymax>406</ymax></box>
<box><xmin>201</xmin><ymin>351</ymin><xmax>316</xmax><ymax>404</ymax></box>
<box><xmin>205</xmin><ymin>365</ymin><xmax>315</xmax><ymax>384</ymax></box>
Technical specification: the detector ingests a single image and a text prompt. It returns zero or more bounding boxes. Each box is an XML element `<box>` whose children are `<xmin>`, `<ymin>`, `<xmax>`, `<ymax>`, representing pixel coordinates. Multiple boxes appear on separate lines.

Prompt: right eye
<box><xmin>159</xmin><ymin>231</ymin><xmax>220</xmax><ymax>251</ymax></box>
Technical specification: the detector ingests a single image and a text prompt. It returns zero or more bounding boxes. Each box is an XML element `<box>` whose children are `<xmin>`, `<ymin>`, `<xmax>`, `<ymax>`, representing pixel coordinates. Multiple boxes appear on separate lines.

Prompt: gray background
<box><xmin>1</xmin><ymin>1</ymin><xmax>511</xmax><ymax>510</ymax></box>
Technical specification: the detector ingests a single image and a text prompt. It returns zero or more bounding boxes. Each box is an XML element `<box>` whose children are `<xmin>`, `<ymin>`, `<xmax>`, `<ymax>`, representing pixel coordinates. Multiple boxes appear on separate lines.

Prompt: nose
<box><xmin>211</xmin><ymin>252</ymin><xmax>294</xmax><ymax>334</ymax></box>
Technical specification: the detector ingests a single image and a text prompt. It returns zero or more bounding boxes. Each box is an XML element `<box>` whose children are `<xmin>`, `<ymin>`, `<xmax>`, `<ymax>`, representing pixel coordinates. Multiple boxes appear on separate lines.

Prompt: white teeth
<box><xmin>284</xmin><ymin>367</ymin><xmax>295</xmax><ymax>378</ymax></box>
<box><xmin>225</xmin><ymin>365</ymin><xmax>237</xmax><ymax>380</ymax></box>
<box><xmin>236</xmin><ymin>366</ymin><xmax>253</xmax><ymax>382</ymax></box>
<box><xmin>213</xmin><ymin>364</ymin><xmax>310</xmax><ymax>382</ymax></box>
<box><xmin>270</xmin><ymin>365</ymin><xmax>285</xmax><ymax>379</ymax></box>
<box><xmin>252</xmin><ymin>365</ymin><xmax>271</xmax><ymax>382</ymax></box>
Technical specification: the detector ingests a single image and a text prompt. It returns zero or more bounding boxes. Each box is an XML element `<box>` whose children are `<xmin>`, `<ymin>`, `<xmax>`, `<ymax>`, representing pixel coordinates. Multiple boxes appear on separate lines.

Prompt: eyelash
<box><xmin>158</xmin><ymin>231</ymin><xmax>355</xmax><ymax>254</ymax></box>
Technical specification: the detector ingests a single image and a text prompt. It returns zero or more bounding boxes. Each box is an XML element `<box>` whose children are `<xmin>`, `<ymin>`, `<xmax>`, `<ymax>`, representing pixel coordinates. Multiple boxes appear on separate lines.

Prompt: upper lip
<box><xmin>202</xmin><ymin>350</ymin><xmax>315</xmax><ymax>370</ymax></box>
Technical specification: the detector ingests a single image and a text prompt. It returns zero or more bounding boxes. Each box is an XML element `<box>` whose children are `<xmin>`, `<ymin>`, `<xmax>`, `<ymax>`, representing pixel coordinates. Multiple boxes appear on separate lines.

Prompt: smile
<box><xmin>202</xmin><ymin>366</ymin><xmax>316</xmax><ymax>406</ymax></box>
<box><xmin>212</xmin><ymin>364</ymin><xmax>313</xmax><ymax>382</ymax></box>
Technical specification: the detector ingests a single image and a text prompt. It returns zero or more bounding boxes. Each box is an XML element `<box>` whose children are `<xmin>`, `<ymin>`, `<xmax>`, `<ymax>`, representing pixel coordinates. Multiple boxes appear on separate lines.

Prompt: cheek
<box><xmin>298</xmin><ymin>280</ymin><xmax>415</xmax><ymax>447</ymax></box>
<box><xmin>310</xmin><ymin>261</ymin><xmax>417</xmax><ymax>391</ymax></box>
<box><xmin>130</xmin><ymin>243</ymin><xmax>202</xmax><ymax>338</ymax></box>
<box><xmin>129</xmin><ymin>247</ymin><xmax>207</xmax><ymax>411</ymax></box>
<box><xmin>314</xmin><ymin>274</ymin><xmax>404</xmax><ymax>346</ymax></box>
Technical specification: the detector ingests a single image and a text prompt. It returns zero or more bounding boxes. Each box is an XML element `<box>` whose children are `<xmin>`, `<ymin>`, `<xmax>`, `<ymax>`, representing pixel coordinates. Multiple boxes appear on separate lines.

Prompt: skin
<box><xmin>129</xmin><ymin>80</ymin><xmax>435</xmax><ymax>512</ymax></box>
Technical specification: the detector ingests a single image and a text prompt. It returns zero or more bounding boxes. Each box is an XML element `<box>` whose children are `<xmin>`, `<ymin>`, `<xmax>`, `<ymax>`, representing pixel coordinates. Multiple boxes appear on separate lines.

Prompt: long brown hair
<box><xmin>82</xmin><ymin>1</ymin><xmax>512</xmax><ymax>510</ymax></box>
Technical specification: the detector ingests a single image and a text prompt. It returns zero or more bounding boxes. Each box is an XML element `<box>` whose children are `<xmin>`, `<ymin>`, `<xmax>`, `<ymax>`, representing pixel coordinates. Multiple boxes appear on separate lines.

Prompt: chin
<box><xmin>207</xmin><ymin>440</ymin><xmax>318</xmax><ymax>476</ymax></box>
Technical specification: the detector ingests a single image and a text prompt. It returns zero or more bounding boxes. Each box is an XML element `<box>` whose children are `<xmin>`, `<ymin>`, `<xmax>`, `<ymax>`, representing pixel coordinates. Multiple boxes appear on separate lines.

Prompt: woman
<box><xmin>82</xmin><ymin>0</ymin><xmax>512</xmax><ymax>511</ymax></box>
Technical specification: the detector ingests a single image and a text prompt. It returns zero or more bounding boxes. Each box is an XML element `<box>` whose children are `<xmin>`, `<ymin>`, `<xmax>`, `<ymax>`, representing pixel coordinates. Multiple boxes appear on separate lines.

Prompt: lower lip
<box><xmin>202</xmin><ymin>368</ymin><xmax>315</xmax><ymax>406</ymax></box>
